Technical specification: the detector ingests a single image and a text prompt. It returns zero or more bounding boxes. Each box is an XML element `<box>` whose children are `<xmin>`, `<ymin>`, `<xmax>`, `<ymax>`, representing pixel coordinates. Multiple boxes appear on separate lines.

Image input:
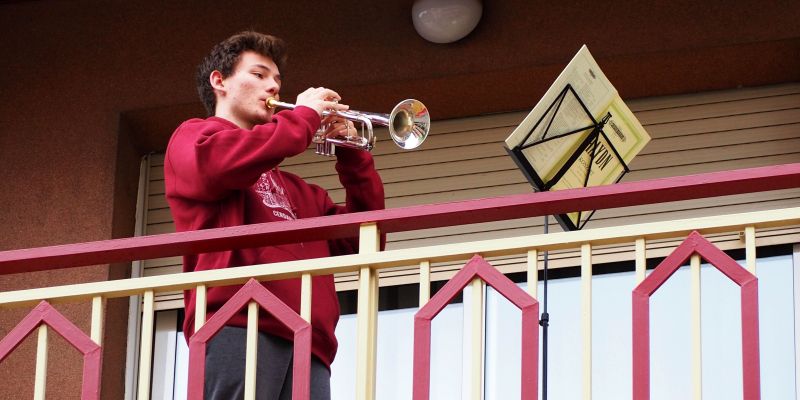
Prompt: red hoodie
<box><xmin>164</xmin><ymin>106</ymin><xmax>385</xmax><ymax>368</ymax></box>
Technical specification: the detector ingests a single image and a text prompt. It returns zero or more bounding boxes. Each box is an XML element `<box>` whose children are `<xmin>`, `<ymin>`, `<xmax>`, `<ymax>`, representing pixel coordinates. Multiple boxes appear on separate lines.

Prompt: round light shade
<box><xmin>412</xmin><ymin>0</ymin><xmax>483</xmax><ymax>44</ymax></box>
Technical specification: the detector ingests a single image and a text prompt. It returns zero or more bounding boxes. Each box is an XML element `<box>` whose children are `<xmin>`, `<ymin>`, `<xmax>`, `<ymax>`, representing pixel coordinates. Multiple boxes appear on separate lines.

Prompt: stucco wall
<box><xmin>0</xmin><ymin>0</ymin><xmax>798</xmax><ymax>398</ymax></box>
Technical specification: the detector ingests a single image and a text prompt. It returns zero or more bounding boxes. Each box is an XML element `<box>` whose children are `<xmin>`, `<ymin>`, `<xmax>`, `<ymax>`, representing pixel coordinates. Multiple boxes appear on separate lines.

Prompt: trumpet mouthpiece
<box><xmin>265</xmin><ymin>97</ymin><xmax>279</xmax><ymax>109</ymax></box>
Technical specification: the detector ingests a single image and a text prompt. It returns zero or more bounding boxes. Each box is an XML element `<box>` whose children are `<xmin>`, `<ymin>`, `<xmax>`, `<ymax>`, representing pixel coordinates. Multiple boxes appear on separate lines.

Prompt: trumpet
<box><xmin>266</xmin><ymin>97</ymin><xmax>430</xmax><ymax>156</ymax></box>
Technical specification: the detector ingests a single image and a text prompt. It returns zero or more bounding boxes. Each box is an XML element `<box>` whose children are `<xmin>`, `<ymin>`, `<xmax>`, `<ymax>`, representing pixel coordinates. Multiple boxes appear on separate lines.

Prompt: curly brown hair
<box><xmin>196</xmin><ymin>31</ymin><xmax>288</xmax><ymax>115</ymax></box>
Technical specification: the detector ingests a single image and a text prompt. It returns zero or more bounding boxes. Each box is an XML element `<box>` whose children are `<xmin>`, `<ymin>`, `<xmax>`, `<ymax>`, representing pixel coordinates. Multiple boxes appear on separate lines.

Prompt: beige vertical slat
<box><xmin>244</xmin><ymin>301</ymin><xmax>259</xmax><ymax>400</ymax></box>
<box><xmin>356</xmin><ymin>265</ymin><xmax>375</xmax><ymax>400</ymax></box>
<box><xmin>471</xmin><ymin>278</ymin><xmax>485</xmax><ymax>400</ymax></box>
<box><xmin>356</xmin><ymin>222</ymin><xmax>380</xmax><ymax>400</ymax></box>
<box><xmin>368</xmin><ymin>265</ymin><xmax>379</xmax><ymax>389</ymax></box>
<box><xmin>635</xmin><ymin>238</ymin><xmax>647</xmax><ymax>284</ymax></box>
<box><xmin>744</xmin><ymin>226</ymin><xmax>757</xmax><ymax>275</ymax></box>
<box><xmin>195</xmin><ymin>284</ymin><xmax>207</xmax><ymax>330</ymax></box>
<box><xmin>301</xmin><ymin>273</ymin><xmax>312</xmax><ymax>322</ymax></box>
<box><xmin>581</xmin><ymin>244</ymin><xmax>592</xmax><ymax>400</ymax></box>
<box><xmin>419</xmin><ymin>261</ymin><xmax>431</xmax><ymax>306</ymax></box>
<box><xmin>358</xmin><ymin>222</ymin><xmax>380</xmax><ymax>252</ymax></box>
<box><xmin>690</xmin><ymin>254</ymin><xmax>702</xmax><ymax>400</ymax></box>
<box><xmin>91</xmin><ymin>296</ymin><xmax>104</xmax><ymax>345</ymax></box>
<box><xmin>527</xmin><ymin>249</ymin><xmax>538</xmax><ymax>298</ymax></box>
<box><xmin>138</xmin><ymin>290</ymin><xmax>155</xmax><ymax>400</ymax></box>
<box><xmin>793</xmin><ymin>244</ymin><xmax>800</xmax><ymax>400</ymax></box>
<box><xmin>33</xmin><ymin>324</ymin><xmax>48</xmax><ymax>400</ymax></box>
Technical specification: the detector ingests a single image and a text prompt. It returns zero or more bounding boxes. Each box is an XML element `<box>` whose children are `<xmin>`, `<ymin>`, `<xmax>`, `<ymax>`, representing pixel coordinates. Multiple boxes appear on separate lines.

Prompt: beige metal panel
<box><xmin>642</xmin><ymin>123</ymin><xmax>800</xmax><ymax>154</ymax></box>
<box><xmin>139</xmin><ymin>84</ymin><xmax>800</xmax><ymax>309</ymax></box>
<box><xmin>383</xmin><ymin>183</ymin><xmax>532</xmax><ymax>208</ymax></box>
<box><xmin>147</xmin><ymin>195</ymin><xmax>168</xmax><ymax>210</ymax></box>
<box><xmin>149</xmin><ymin>166</ymin><xmax>164</xmax><ymax>180</ymax></box>
<box><xmin>387</xmin><ymin>190</ymin><xmax>800</xmax><ymax>248</ymax></box>
<box><xmin>146</xmin><ymin>208</ymin><xmax>173</xmax><ymax>225</ymax></box>
<box><xmin>372</xmin><ymin>141</ymin><xmax>510</xmax><ymax>171</ymax></box>
<box><xmin>633</xmin><ymin>93</ymin><xmax>800</xmax><ymax>125</ymax></box>
<box><xmin>308</xmin><ymin>119</ymin><xmax>800</xmax><ymax>202</ymax></box>
<box><xmin>629</xmin><ymin>138</ymin><xmax>800</xmax><ymax>171</ymax></box>
<box><xmin>629</xmin><ymin>83</ymin><xmax>800</xmax><ymax>111</ymax></box>
<box><xmin>149</xmin><ymin>153</ymin><xmax>165</xmax><ymax>166</ymax></box>
<box><xmin>149</xmin><ymin>179</ymin><xmax>165</xmax><ymax>196</ymax></box>
<box><xmin>143</xmin><ymin>266</ymin><xmax>183</xmax><ymax>278</ymax></box>
<box><xmin>146</xmin><ymin>222</ymin><xmax>175</xmax><ymax>236</ymax></box>
<box><xmin>314</xmin><ymin>162</ymin><xmax>520</xmax><ymax>196</ymax></box>
<box><xmin>143</xmin><ymin>256</ymin><xmax>181</xmax><ymax>270</ymax></box>
<box><xmin>626</xmin><ymin>153</ymin><xmax>800</xmax><ymax>180</ymax></box>
<box><xmin>287</xmin><ymin>124</ymin><xmax>517</xmax><ymax>166</ymax></box>
<box><xmin>642</xmin><ymin>108</ymin><xmax>800</xmax><ymax>139</ymax></box>
<box><xmin>384</xmin><ymin>170</ymin><xmax>525</xmax><ymax>200</ymax></box>
<box><xmin>288</xmin><ymin>108</ymin><xmax>800</xmax><ymax>183</ymax></box>
<box><xmin>296</xmin><ymin>153</ymin><xmax>518</xmax><ymax>189</ymax></box>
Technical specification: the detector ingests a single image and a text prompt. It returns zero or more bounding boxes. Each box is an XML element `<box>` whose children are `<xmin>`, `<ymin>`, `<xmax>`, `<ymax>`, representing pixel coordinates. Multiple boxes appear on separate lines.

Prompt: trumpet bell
<box><xmin>265</xmin><ymin>96</ymin><xmax>430</xmax><ymax>155</ymax></box>
<box><xmin>389</xmin><ymin>99</ymin><xmax>430</xmax><ymax>150</ymax></box>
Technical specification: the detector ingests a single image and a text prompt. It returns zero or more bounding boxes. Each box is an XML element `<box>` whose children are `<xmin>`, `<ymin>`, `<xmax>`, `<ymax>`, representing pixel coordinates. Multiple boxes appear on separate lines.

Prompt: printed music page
<box><xmin>505</xmin><ymin>45</ymin><xmax>651</xmax><ymax>227</ymax></box>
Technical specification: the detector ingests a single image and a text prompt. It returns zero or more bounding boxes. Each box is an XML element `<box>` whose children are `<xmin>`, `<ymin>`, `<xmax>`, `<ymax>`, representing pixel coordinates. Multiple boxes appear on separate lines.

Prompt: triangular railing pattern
<box><xmin>0</xmin><ymin>300</ymin><xmax>102</xmax><ymax>399</ymax></box>
<box><xmin>413</xmin><ymin>255</ymin><xmax>539</xmax><ymax>399</ymax></box>
<box><xmin>632</xmin><ymin>231</ymin><xmax>760</xmax><ymax>400</ymax></box>
<box><xmin>187</xmin><ymin>278</ymin><xmax>312</xmax><ymax>400</ymax></box>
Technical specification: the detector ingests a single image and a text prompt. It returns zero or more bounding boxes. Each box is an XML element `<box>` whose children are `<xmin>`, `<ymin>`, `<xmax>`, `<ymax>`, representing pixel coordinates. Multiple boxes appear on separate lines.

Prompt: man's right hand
<box><xmin>295</xmin><ymin>87</ymin><xmax>349</xmax><ymax>117</ymax></box>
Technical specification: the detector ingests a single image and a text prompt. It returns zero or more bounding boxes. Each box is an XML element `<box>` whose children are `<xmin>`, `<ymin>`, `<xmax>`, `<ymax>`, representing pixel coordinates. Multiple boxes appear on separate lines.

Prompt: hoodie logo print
<box><xmin>255</xmin><ymin>171</ymin><xmax>296</xmax><ymax>220</ymax></box>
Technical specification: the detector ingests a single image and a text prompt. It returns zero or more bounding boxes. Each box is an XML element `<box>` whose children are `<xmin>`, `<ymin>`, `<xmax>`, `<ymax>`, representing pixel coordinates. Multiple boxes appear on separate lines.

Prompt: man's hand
<box><xmin>296</xmin><ymin>87</ymin><xmax>349</xmax><ymax>117</ymax></box>
<box><xmin>322</xmin><ymin>116</ymin><xmax>357</xmax><ymax>140</ymax></box>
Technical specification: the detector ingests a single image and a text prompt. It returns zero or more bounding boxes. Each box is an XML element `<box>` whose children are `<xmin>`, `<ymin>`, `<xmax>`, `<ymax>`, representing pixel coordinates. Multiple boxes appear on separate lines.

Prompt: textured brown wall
<box><xmin>0</xmin><ymin>0</ymin><xmax>798</xmax><ymax>398</ymax></box>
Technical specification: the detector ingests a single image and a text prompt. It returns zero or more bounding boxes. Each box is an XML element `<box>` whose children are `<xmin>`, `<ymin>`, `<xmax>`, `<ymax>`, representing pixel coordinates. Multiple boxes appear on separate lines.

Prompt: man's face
<box><xmin>219</xmin><ymin>51</ymin><xmax>281</xmax><ymax>127</ymax></box>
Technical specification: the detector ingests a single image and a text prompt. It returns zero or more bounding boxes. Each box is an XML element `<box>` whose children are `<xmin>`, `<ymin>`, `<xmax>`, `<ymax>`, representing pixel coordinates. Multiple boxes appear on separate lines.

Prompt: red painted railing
<box><xmin>188</xmin><ymin>279</ymin><xmax>312</xmax><ymax>400</ymax></box>
<box><xmin>0</xmin><ymin>163</ymin><xmax>799</xmax><ymax>399</ymax></box>
<box><xmin>0</xmin><ymin>301</ymin><xmax>102</xmax><ymax>399</ymax></box>
<box><xmin>1</xmin><ymin>162</ymin><xmax>798</xmax><ymax>274</ymax></box>
<box><xmin>413</xmin><ymin>255</ymin><xmax>539</xmax><ymax>400</ymax></box>
<box><xmin>632</xmin><ymin>231</ymin><xmax>761</xmax><ymax>400</ymax></box>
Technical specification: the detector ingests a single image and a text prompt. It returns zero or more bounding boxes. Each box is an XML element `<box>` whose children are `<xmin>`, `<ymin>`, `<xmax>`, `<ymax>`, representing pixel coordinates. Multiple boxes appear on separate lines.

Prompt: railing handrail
<box><xmin>1</xmin><ymin>162</ymin><xmax>799</xmax><ymax>275</ymax></box>
<box><xmin>1</xmin><ymin>205</ymin><xmax>797</xmax><ymax>309</ymax></box>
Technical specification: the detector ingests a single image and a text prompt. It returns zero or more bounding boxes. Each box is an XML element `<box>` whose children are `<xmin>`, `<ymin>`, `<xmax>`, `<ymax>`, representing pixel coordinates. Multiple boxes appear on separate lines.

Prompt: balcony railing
<box><xmin>0</xmin><ymin>162</ymin><xmax>799</xmax><ymax>400</ymax></box>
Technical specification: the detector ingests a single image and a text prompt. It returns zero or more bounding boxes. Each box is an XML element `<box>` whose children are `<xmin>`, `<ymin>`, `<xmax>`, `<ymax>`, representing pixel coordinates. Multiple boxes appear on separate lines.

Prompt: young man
<box><xmin>164</xmin><ymin>31</ymin><xmax>385</xmax><ymax>399</ymax></box>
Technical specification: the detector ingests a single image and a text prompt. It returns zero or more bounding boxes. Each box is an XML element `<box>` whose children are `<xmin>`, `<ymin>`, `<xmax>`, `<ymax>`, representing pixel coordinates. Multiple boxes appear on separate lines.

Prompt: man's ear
<box><xmin>209</xmin><ymin>70</ymin><xmax>225</xmax><ymax>92</ymax></box>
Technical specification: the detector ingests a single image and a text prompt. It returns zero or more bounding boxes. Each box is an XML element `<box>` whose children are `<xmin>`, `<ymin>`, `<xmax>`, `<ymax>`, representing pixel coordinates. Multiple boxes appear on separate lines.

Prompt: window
<box><xmin>149</xmin><ymin>248</ymin><xmax>797</xmax><ymax>399</ymax></box>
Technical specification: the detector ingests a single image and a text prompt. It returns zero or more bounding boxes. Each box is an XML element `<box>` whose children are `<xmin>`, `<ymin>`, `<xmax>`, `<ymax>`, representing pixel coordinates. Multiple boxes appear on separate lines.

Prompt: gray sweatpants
<box><xmin>204</xmin><ymin>326</ymin><xmax>331</xmax><ymax>400</ymax></box>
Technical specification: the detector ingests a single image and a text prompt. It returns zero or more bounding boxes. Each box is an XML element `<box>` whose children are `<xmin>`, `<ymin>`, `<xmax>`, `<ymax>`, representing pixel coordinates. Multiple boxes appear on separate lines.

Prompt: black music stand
<box><xmin>506</xmin><ymin>84</ymin><xmax>630</xmax><ymax>231</ymax></box>
<box><xmin>504</xmin><ymin>83</ymin><xmax>630</xmax><ymax>400</ymax></box>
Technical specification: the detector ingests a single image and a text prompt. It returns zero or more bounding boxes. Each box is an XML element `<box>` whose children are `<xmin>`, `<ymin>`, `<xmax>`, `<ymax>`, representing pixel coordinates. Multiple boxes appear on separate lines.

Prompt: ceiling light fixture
<box><xmin>412</xmin><ymin>0</ymin><xmax>483</xmax><ymax>44</ymax></box>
